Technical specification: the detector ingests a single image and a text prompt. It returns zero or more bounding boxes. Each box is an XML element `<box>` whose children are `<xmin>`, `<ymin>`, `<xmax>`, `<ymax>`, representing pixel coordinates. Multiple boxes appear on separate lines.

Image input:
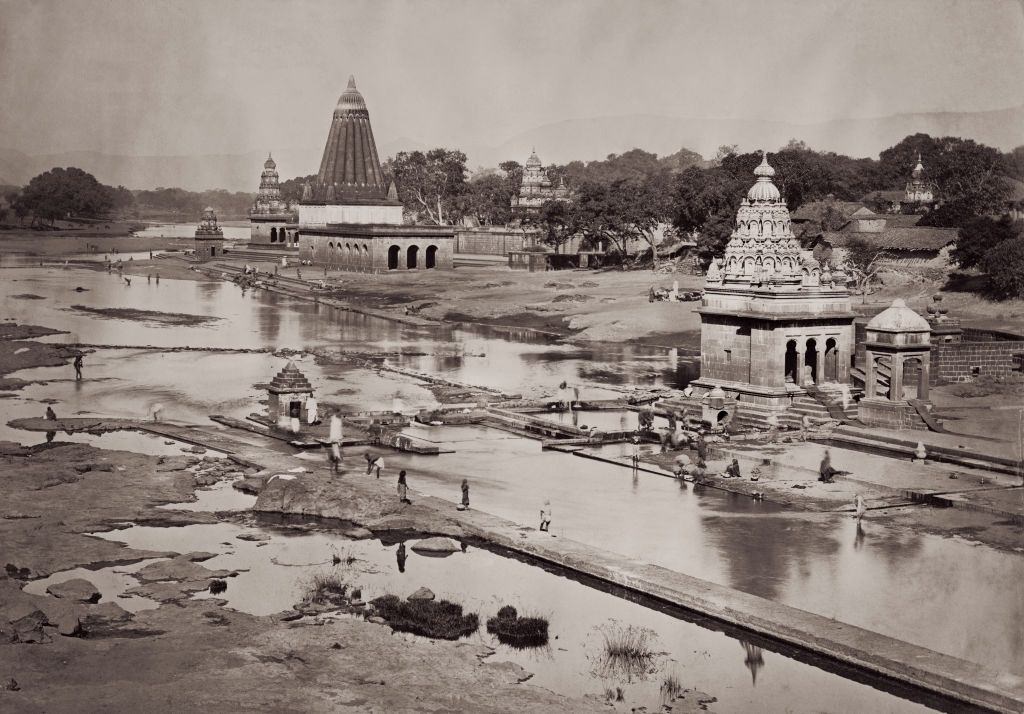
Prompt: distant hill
<box><xmin>1</xmin><ymin>105</ymin><xmax>1020</xmax><ymax>191</ymax></box>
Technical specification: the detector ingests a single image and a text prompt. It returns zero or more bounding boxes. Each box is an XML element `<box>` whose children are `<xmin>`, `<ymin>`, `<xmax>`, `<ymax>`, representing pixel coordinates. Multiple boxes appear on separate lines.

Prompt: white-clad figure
<box><xmin>306</xmin><ymin>393</ymin><xmax>319</xmax><ymax>425</ymax></box>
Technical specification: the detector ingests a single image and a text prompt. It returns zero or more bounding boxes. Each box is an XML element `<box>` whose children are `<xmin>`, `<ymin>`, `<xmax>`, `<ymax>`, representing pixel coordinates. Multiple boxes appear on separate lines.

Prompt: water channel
<box><xmin>2</xmin><ymin>255</ymin><xmax>1021</xmax><ymax>709</ymax></box>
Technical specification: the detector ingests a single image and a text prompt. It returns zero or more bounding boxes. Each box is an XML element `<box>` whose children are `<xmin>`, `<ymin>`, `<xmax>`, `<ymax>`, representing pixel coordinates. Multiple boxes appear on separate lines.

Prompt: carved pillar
<box><xmin>865</xmin><ymin>352</ymin><xmax>875</xmax><ymax>398</ymax></box>
<box><xmin>814</xmin><ymin>338</ymin><xmax>824</xmax><ymax>385</ymax></box>
<box><xmin>918</xmin><ymin>357</ymin><xmax>930</xmax><ymax>400</ymax></box>
<box><xmin>890</xmin><ymin>355</ymin><xmax>903</xmax><ymax>402</ymax></box>
<box><xmin>794</xmin><ymin>344</ymin><xmax>805</xmax><ymax>387</ymax></box>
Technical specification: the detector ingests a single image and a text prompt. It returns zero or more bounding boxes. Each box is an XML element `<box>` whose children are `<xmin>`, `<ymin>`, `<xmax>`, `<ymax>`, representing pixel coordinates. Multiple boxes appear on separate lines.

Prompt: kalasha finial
<box><xmin>347</xmin><ymin>75</ymin><xmax>357</xmax><ymax>89</ymax></box>
<box><xmin>753</xmin><ymin>151</ymin><xmax>775</xmax><ymax>178</ymax></box>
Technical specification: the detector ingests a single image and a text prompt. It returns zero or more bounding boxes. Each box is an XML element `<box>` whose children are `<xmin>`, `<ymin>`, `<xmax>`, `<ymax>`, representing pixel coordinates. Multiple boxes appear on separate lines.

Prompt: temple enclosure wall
<box><xmin>454</xmin><ymin>227</ymin><xmax>533</xmax><ymax>255</ymax></box>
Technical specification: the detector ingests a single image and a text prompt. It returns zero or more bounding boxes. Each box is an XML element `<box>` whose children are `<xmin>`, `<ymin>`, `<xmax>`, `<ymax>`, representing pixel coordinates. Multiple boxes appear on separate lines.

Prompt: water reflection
<box><xmin>741</xmin><ymin>641</ymin><xmax>765</xmax><ymax>685</ymax></box>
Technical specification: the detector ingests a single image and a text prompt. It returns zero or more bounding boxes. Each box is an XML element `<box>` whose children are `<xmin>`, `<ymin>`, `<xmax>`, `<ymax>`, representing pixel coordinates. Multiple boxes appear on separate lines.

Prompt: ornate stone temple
<box><xmin>510</xmin><ymin>149</ymin><xmax>568</xmax><ymax>215</ymax></box>
<box><xmin>690</xmin><ymin>153</ymin><xmax>856</xmax><ymax>417</ymax></box>
<box><xmin>193</xmin><ymin>206</ymin><xmax>225</xmax><ymax>261</ymax></box>
<box><xmin>297</xmin><ymin>76</ymin><xmax>453</xmax><ymax>272</ymax></box>
<box><xmin>904</xmin><ymin>153</ymin><xmax>936</xmax><ymax>206</ymax></box>
<box><xmin>248</xmin><ymin>154</ymin><xmax>298</xmax><ymax>250</ymax></box>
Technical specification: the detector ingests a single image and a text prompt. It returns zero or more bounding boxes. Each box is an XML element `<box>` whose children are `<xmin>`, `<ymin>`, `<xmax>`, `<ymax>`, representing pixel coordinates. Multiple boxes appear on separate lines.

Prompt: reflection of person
<box><xmin>152</xmin><ymin>403</ymin><xmax>163</xmax><ymax>422</ymax></box>
<box><xmin>396</xmin><ymin>543</ymin><xmax>407</xmax><ymax>573</ymax></box>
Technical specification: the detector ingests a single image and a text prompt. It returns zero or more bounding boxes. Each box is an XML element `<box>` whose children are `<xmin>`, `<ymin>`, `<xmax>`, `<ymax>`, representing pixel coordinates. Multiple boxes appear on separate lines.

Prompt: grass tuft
<box><xmin>485</xmin><ymin>604</ymin><xmax>549</xmax><ymax>649</ymax></box>
<box><xmin>591</xmin><ymin>622</ymin><xmax>662</xmax><ymax>682</ymax></box>
<box><xmin>660</xmin><ymin>672</ymin><xmax>683</xmax><ymax>701</ymax></box>
<box><xmin>303</xmin><ymin>571</ymin><xmax>350</xmax><ymax>605</ymax></box>
<box><xmin>370</xmin><ymin>594</ymin><xmax>479</xmax><ymax>640</ymax></box>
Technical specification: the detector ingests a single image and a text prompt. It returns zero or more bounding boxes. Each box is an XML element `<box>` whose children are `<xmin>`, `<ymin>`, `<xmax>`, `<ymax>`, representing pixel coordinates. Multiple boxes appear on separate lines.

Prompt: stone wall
<box><xmin>250</xmin><ymin>219</ymin><xmax>298</xmax><ymax>248</ymax></box>
<box><xmin>931</xmin><ymin>340</ymin><xmax>1024</xmax><ymax>383</ymax></box>
<box><xmin>454</xmin><ymin>227</ymin><xmax>532</xmax><ymax>255</ymax></box>
<box><xmin>298</xmin><ymin>234</ymin><xmax>453</xmax><ymax>273</ymax></box>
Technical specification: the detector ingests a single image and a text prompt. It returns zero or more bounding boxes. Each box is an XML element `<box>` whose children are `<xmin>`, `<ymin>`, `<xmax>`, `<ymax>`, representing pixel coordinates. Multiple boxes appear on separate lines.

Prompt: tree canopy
<box><xmin>384</xmin><ymin>148</ymin><xmax>468</xmax><ymax>225</ymax></box>
<box><xmin>13</xmin><ymin>167</ymin><xmax>115</xmax><ymax>225</ymax></box>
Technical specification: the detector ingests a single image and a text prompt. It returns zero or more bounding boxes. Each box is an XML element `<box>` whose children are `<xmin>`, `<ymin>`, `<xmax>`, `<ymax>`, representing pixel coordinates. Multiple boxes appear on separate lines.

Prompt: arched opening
<box><xmin>425</xmin><ymin>245</ymin><xmax>438</xmax><ymax>269</ymax></box>
<box><xmin>804</xmin><ymin>338</ymin><xmax>818</xmax><ymax>385</ymax></box>
<box><xmin>874</xmin><ymin>355</ymin><xmax>892</xmax><ymax>400</ymax></box>
<box><xmin>902</xmin><ymin>357</ymin><xmax>923</xmax><ymax>400</ymax></box>
<box><xmin>407</xmin><ymin>245</ymin><xmax>419</xmax><ymax>269</ymax></box>
<box><xmin>784</xmin><ymin>340</ymin><xmax>798</xmax><ymax>383</ymax></box>
<box><xmin>388</xmin><ymin>245</ymin><xmax>400</xmax><ymax>270</ymax></box>
<box><xmin>270</xmin><ymin>227</ymin><xmax>278</xmax><ymax>243</ymax></box>
<box><xmin>824</xmin><ymin>338</ymin><xmax>839</xmax><ymax>382</ymax></box>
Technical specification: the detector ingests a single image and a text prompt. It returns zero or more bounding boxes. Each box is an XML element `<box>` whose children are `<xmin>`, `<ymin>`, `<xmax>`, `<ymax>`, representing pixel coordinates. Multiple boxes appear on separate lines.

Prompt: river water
<box><xmin>2</xmin><ymin>253</ymin><xmax>1021</xmax><ymax>708</ymax></box>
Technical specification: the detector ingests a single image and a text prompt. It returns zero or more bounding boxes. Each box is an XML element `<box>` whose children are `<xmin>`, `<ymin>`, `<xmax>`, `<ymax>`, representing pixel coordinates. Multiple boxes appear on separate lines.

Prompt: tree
<box><xmin>279</xmin><ymin>174</ymin><xmax>316</xmax><ymax>203</ymax></box>
<box><xmin>660</xmin><ymin>146</ymin><xmax>704</xmax><ymax>173</ymax></box>
<box><xmin>981</xmin><ymin>236</ymin><xmax>1024</xmax><ymax>299</ymax></box>
<box><xmin>951</xmin><ymin>215</ymin><xmax>1019</xmax><ymax>269</ymax></box>
<box><xmin>523</xmin><ymin>199</ymin><xmax>577</xmax><ymax>252</ymax></box>
<box><xmin>459</xmin><ymin>173</ymin><xmax>512</xmax><ymax>226</ymax></box>
<box><xmin>841</xmin><ymin>237</ymin><xmax>891</xmax><ymax>300</ymax></box>
<box><xmin>385</xmin><ymin>148</ymin><xmax>467</xmax><ymax>225</ymax></box>
<box><xmin>14</xmin><ymin>167</ymin><xmax>114</xmax><ymax>225</ymax></box>
<box><xmin>498</xmin><ymin>160</ymin><xmax>523</xmax><ymax>195</ymax></box>
<box><xmin>715</xmin><ymin>144</ymin><xmax>738</xmax><ymax>162</ymax></box>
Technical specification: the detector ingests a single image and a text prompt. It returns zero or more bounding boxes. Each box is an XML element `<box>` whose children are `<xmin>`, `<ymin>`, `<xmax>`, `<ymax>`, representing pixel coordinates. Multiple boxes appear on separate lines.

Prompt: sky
<box><xmin>1</xmin><ymin>0</ymin><xmax>1022</xmax><ymax>166</ymax></box>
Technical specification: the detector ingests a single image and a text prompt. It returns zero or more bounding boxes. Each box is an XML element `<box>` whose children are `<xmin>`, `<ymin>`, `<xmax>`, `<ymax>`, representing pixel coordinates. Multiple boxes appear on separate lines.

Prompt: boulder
<box><xmin>343</xmin><ymin>527</ymin><xmax>374</xmax><ymax>540</ymax></box>
<box><xmin>409</xmin><ymin>537</ymin><xmax>461</xmax><ymax>555</ymax></box>
<box><xmin>407</xmin><ymin>587</ymin><xmax>435</xmax><ymax>602</ymax></box>
<box><xmin>55</xmin><ymin>613</ymin><xmax>82</xmax><ymax>637</ymax></box>
<box><xmin>10</xmin><ymin>609</ymin><xmax>50</xmax><ymax>643</ymax></box>
<box><xmin>46</xmin><ymin>578</ymin><xmax>101</xmax><ymax>603</ymax></box>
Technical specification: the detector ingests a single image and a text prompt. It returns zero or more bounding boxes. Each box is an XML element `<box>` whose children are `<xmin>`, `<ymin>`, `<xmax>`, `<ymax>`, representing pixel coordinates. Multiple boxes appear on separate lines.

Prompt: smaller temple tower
<box><xmin>249</xmin><ymin>153</ymin><xmax>298</xmax><ymax>250</ymax></box>
<box><xmin>194</xmin><ymin>206</ymin><xmax>225</xmax><ymax>261</ymax></box>
<box><xmin>511</xmin><ymin>149</ymin><xmax>568</xmax><ymax>215</ymax></box>
<box><xmin>904</xmin><ymin>154</ymin><xmax>936</xmax><ymax>206</ymax></box>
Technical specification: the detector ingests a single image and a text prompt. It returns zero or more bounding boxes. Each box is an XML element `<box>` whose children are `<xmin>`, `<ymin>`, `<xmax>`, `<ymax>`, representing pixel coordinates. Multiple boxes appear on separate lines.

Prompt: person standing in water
<box><xmin>460</xmin><ymin>479</ymin><xmax>470</xmax><ymax>510</ymax></box>
<box><xmin>539</xmin><ymin>500</ymin><xmax>552</xmax><ymax>532</ymax></box>
<box><xmin>854</xmin><ymin>493</ymin><xmax>867</xmax><ymax>523</ymax></box>
<box><xmin>73</xmin><ymin>355</ymin><xmax>83</xmax><ymax>381</ymax></box>
<box><xmin>397</xmin><ymin>470</ymin><xmax>410</xmax><ymax>504</ymax></box>
<box><xmin>328</xmin><ymin>411</ymin><xmax>343</xmax><ymax>474</ymax></box>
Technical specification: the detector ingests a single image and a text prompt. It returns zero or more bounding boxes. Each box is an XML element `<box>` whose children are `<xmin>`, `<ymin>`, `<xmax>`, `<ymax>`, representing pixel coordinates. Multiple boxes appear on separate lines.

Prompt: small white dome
<box><xmin>747</xmin><ymin>153</ymin><xmax>781</xmax><ymax>202</ymax></box>
<box><xmin>866</xmin><ymin>299</ymin><xmax>930</xmax><ymax>332</ymax></box>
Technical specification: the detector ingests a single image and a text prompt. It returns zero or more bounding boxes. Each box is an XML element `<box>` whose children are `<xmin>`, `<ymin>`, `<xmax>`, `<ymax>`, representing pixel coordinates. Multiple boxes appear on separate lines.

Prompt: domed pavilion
<box><xmin>690</xmin><ymin>153</ymin><xmax>856</xmax><ymax>418</ymax></box>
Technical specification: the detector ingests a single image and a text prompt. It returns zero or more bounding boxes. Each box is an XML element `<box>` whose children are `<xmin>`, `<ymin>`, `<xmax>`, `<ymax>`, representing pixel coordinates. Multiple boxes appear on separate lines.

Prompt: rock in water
<box><xmin>46</xmin><ymin>578</ymin><xmax>102</xmax><ymax>603</ymax></box>
<box><xmin>407</xmin><ymin>587</ymin><xmax>435</xmax><ymax>601</ymax></box>
<box><xmin>409</xmin><ymin>537</ymin><xmax>460</xmax><ymax>554</ymax></box>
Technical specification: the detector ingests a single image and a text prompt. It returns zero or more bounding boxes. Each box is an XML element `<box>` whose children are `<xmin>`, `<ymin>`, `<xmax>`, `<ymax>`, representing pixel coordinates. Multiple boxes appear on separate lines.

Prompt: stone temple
<box><xmin>297</xmin><ymin>76</ymin><xmax>454</xmax><ymax>272</ymax></box>
<box><xmin>248</xmin><ymin>154</ymin><xmax>298</xmax><ymax>250</ymax></box>
<box><xmin>510</xmin><ymin>149</ymin><xmax>568</xmax><ymax>216</ymax></box>
<box><xmin>689</xmin><ymin>154</ymin><xmax>856</xmax><ymax>424</ymax></box>
<box><xmin>193</xmin><ymin>206</ymin><xmax>225</xmax><ymax>261</ymax></box>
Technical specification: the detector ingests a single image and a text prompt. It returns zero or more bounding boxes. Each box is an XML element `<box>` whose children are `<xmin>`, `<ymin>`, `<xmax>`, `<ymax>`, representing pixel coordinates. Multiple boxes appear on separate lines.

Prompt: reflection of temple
<box><xmin>249</xmin><ymin>154</ymin><xmax>298</xmax><ymax>249</ymax></box>
<box><xmin>510</xmin><ymin>149</ymin><xmax>568</xmax><ymax>215</ymax></box>
<box><xmin>297</xmin><ymin>76</ymin><xmax>453</xmax><ymax>272</ymax></box>
<box><xmin>193</xmin><ymin>206</ymin><xmax>225</xmax><ymax>261</ymax></box>
<box><xmin>690</xmin><ymin>154</ymin><xmax>856</xmax><ymax>419</ymax></box>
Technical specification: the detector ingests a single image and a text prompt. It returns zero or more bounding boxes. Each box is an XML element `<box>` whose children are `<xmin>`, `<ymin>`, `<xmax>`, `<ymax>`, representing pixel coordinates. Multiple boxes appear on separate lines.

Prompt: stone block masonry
<box><xmin>931</xmin><ymin>340</ymin><xmax>1024</xmax><ymax>384</ymax></box>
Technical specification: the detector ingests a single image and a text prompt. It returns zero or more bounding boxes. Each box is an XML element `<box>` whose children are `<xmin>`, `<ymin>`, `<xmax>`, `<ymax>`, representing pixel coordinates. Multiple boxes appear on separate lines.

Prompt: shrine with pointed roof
<box><xmin>193</xmin><ymin>206</ymin><xmax>225</xmax><ymax>261</ymax></box>
<box><xmin>249</xmin><ymin>153</ymin><xmax>299</xmax><ymax>250</ymax></box>
<box><xmin>296</xmin><ymin>76</ymin><xmax>454</xmax><ymax>272</ymax></box>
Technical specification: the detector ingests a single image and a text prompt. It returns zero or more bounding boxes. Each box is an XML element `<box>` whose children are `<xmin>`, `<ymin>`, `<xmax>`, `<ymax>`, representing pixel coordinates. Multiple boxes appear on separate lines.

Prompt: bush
<box><xmin>370</xmin><ymin>594</ymin><xmax>479</xmax><ymax>640</ymax></box>
<box><xmin>981</xmin><ymin>236</ymin><xmax>1024</xmax><ymax>299</ymax></box>
<box><xmin>661</xmin><ymin>672</ymin><xmax>683</xmax><ymax>701</ymax></box>
<box><xmin>486</xmin><ymin>605</ymin><xmax>549</xmax><ymax>649</ymax></box>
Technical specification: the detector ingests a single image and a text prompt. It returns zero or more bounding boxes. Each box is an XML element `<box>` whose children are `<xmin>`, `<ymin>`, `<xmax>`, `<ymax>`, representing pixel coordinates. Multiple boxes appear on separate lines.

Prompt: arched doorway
<box><xmin>270</xmin><ymin>227</ymin><xmax>278</xmax><ymax>243</ymax></box>
<box><xmin>824</xmin><ymin>338</ymin><xmax>839</xmax><ymax>382</ymax></box>
<box><xmin>784</xmin><ymin>340</ymin><xmax>798</xmax><ymax>383</ymax></box>
<box><xmin>388</xmin><ymin>245</ymin><xmax>400</xmax><ymax>270</ymax></box>
<box><xmin>804</xmin><ymin>338</ymin><xmax>818</xmax><ymax>385</ymax></box>
<box><xmin>425</xmin><ymin>245</ymin><xmax>438</xmax><ymax>269</ymax></box>
<box><xmin>407</xmin><ymin>245</ymin><xmax>419</xmax><ymax>269</ymax></box>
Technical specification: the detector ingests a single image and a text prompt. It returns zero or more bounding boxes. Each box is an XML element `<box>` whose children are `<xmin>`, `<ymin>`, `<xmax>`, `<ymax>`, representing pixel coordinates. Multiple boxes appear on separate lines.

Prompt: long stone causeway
<box><xmin>9</xmin><ymin>415</ymin><xmax>1024</xmax><ymax>712</ymax></box>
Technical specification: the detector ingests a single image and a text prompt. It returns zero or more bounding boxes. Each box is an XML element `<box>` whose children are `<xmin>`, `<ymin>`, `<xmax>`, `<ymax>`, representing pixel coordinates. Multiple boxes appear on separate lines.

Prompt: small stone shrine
<box><xmin>194</xmin><ymin>206</ymin><xmax>225</xmax><ymax>261</ymax></box>
<box><xmin>266</xmin><ymin>361</ymin><xmax>314</xmax><ymax>429</ymax></box>
<box><xmin>857</xmin><ymin>299</ymin><xmax>937</xmax><ymax>430</ymax></box>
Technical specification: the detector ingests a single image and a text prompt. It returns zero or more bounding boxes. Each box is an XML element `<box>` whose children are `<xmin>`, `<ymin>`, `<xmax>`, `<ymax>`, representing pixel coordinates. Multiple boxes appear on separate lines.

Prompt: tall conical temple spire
<box><xmin>312</xmin><ymin>75</ymin><xmax>389</xmax><ymax>204</ymax></box>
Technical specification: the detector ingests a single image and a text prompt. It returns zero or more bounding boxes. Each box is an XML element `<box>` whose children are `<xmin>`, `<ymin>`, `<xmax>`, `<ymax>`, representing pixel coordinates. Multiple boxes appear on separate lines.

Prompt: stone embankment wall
<box><xmin>453</xmin><ymin>227</ymin><xmax>531</xmax><ymax>255</ymax></box>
